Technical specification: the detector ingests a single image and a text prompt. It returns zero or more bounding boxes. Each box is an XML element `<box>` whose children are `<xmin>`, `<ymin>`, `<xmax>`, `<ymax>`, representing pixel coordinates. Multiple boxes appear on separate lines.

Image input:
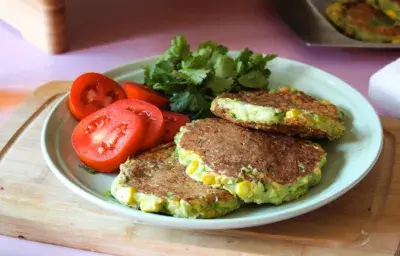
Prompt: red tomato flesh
<box><xmin>123</xmin><ymin>82</ymin><xmax>169</xmax><ymax>108</ymax></box>
<box><xmin>69</xmin><ymin>72</ymin><xmax>126</xmax><ymax>120</ymax></box>
<box><xmin>71</xmin><ymin>107</ymin><xmax>146</xmax><ymax>172</ymax></box>
<box><xmin>161</xmin><ymin>111</ymin><xmax>190</xmax><ymax>142</ymax></box>
<box><xmin>110</xmin><ymin>99</ymin><xmax>165</xmax><ymax>151</ymax></box>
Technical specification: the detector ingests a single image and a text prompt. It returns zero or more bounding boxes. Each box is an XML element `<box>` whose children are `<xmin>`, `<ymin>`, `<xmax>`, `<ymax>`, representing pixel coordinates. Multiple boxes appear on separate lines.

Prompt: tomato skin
<box><xmin>69</xmin><ymin>72</ymin><xmax>127</xmax><ymax>120</ymax></box>
<box><xmin>123</xmin><ymin>82</ymin><xmax>169</xmax><ymax>108</ymax></box>
<box><xmin>110</xmin><ymin>99</ymin><xmax>165</xmax><ymax>151</ymax></box>
<box><xmin>161</xmin><ymin>111</ymin><xmax>190</xmax><ymax>142</ymax></box>
<box><xmin>71</xmin><ymin>107</ymin><xmax>145</xmax><ymax>172</ymax></box>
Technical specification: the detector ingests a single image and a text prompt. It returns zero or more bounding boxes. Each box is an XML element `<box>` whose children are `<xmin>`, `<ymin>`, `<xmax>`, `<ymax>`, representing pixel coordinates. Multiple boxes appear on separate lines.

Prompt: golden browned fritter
<box><xmin>111</xmin><ymin>142</ymin><xmax>241</xmax><ymax>218</ymax></box>
<box><xmin>175</xmin><ymin>118</ymin><xmax>327</xmax><ymax>204</ymax></box>
<box><xmin>210</xmin><ymin>87</ymin><xmax>345</xmax><ymax>141</ymax></box>
<box><xmin>325</xmin><ymin>0</ymin><xmax>400</xmax><ymax>43</ymax></box>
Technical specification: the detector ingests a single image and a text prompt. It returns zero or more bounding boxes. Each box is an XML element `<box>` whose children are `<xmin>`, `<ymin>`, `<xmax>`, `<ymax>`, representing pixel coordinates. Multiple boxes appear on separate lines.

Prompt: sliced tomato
<box><xmin>161</xmin><ymin>111</ymin><xmax>190</xmax><ymax>142</ymax></box>
<box><xmin>69</xmin><ymin>72</ymin><xmax>127</xmax><ymax>120</ymax></box>
<box><xmin>111</xmin><ymin>99</ymin><xmax>165</xmax><ymax>151</ymax></box>
<box><xmin>71</xmin><ymin>106</ymin><xmax>145</xmax><ymax>172</ymax></box>
<box><xmin>123</xmin><ymin>82</ymin><xmax>169</xmax><ymax>108</ymax></box>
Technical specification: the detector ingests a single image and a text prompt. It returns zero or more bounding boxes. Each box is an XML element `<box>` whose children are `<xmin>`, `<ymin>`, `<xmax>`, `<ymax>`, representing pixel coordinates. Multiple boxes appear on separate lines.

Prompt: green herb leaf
<box><xmin>170</xmin><ymin>89</ymin><xmax>212</xmax><ymax>119</ymax></box>
<box><xmin>78</xmin><ymin>164</ymin><xmax>98</xmax><ymax>175</ymax></box>
<box><xmin>178</xmin><ymin>69</ymin><xmax>210</xmax><ymax>85</ymax></box>
<box><xmin>206</xmin><ymin>75</ymin><xmax>234</xmax><ymax>95</ymax></box>
<box><xmin>198</xmin><ymin>41</ymin><xmax>228</xmax><ymax>55</ymax></box>
<box><xmin>170</xmin><ymin>91</ymin><xmax>193</xmax><ymax>113</ymax></box>
<box><xmin>181</xmin><ymin>48</ymin><xmax>213</xmax><ymax>69</ymax></box>
<box><xmin>159</xmin><ymin>35</ymin><xmax>190</xmax><ymax>64</ymax></box>
<box><xmin>188</xmin><ymin>92</ymin><xmax>210</xmax><ymax>114</ymax></box>
<box><xmin>103</xmin><ymin>190</ymin><xmax>118</xmax><ymax>203</ymax></box>
<box><xmin>238</xmin><ymin>70</ymin><xmax>269</xmax><ymax>89</ymax></box>
<box><xmin>143</xmin><ymin>35</ymin><xmax>278</xmax><ymax>119</ymax></box>
<box><xmin>236</xmin><ymin>48</ymin><xmax>253</xmax><ymax>75</ymax></box>
<box><xmin>214</xmin><ymin>55</ymin><xmax>237</xmax><ymax>78</ymax></box>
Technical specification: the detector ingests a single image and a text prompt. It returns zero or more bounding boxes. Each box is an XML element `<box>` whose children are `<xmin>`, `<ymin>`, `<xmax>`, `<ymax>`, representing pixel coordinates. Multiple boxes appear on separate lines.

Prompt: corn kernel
<box><xmin>385</xmin><ymin>9</ymin><xmax>397</xmax><ymax>19</ymax></box>
<box><xmin>201</xmin><ymin>172</ymin><xmax>216</xmax><ymax>185</ymax></box>
<box><xmin>277</xmin><ymin>87</ymin><xmax>290</xmax><ymax>93</ymax></box>
<box><xmin>286</xmin><ymin>109</ymin><xmax>301</xmax><ymax>119</ymax></box>
<box><xmin>219</xmin><ymin>176</ymin><xmax>229</xmax><ymax>185</ymax></box>
<box><xmin>303</xmin><ymin>114</ymin><xmax>314</xmax><ymax>124</ymax></box>
<box><xmin>115</xmin><ymin>187</ymin><xmax>136</xmax><ymax>205</ymax></box>
<box><xmin>236</xmin><ymin>181</ymin><xmax>253</xmax><ymax>199</ymax></box>
<box><xmin>392</xmin><ymin>38</ymin><xmax>400</xmax><ymax>44</ymax></box>
<box><xmin>140</xmin><ymin>197</ymin><xmax>162</xmax><ymax>212</ymax></box>
<box><xmin>186</xmin><ymin>159</ymin><xmax>199</xmax><ymax>174</ymax></box>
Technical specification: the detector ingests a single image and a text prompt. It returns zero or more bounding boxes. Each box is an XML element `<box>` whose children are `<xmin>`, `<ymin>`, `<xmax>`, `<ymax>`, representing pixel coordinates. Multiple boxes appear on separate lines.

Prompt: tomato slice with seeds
<box><xmin>161</xmin><ymin>111</ymin><xmax>190</xmax><ymax>142</ymax></box>
<box><xmin>69</xmin><ymin>72</ymin><xmax>127</xmax><ymax>120</ymax></box>
<box><xmin>71</xmin><ymin>107</ymin><xmax>146</xmax><ymax>172</ymax></box>
<box><xmin>123</xmin><ymin>82</ymin><xmax>170</xmax><ymax>108</ymax></box>
<box><xmin>110</xmin><ymin>99</ymin><xmax>165</xmax><ymax>151</ymax></box>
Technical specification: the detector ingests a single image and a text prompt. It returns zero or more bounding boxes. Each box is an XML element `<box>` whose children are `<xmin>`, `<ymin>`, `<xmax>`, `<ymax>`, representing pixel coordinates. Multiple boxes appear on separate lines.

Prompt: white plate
<box><xmin>41</xmin><ymin>53</ymin><xmax>383</xmax><ymax>230</ymax></box>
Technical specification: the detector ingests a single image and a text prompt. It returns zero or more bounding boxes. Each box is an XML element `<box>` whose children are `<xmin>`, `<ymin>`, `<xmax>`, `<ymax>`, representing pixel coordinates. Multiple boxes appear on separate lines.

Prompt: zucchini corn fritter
<box><xmin>111</xmin><ymin>142</ymin><xmax>241</xmax><ymax>219</ymax></box>
<box><xmin>175</xmin><ymin>118</ymin><xmax>327</xmax><ymax>205</ymax></box>
<box><xmin>367</xmin><ymin>0</ymin><xmax>400</xmax><ymax>22</ymax></box>
<box><xmin>325</xmin><ymin>0</ymin><xmax>400</xmax><ymax>43</ymax></box>
<box><xmin>211</xmin><ymin>87</ymin><xmax>345</xmax><ymax>141</ymax></box>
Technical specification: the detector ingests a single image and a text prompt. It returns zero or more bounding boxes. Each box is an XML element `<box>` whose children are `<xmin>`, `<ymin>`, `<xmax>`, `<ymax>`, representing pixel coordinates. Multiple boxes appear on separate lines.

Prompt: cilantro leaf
<box><xmin>238</xmin><ymin>70</ymin><xmax>269</xmax><ymax>89</ymax></box>
<box><xmin>152</xmin><ymin>83</ymin><xmax>185</xmax><ymax>95</ymax></box>
<box><xmin>178</xmin><ymin>69</ymin><xmax>210</xmax><ymax>85</ymax></box>
<box><xmin>214</xmin><ymin>55</ymin><xmax>237</xmax><ymax>78</ymax></box>
<box><xmin>170</xmin><ymin>91</ymin><xmax>193</xmax><ymax>113</ymax></box>
<box><xmin>198</xmin><ymin>41</ymin><xmax>228</xmax><ymax>55</ymax></box>
<box><xmin>170</xmin><ymin>89</ymin><xmax>212</xmax><ymax>119</ymax></box>
<box><xmin>159</xmin><ymin>35</ymin><xmax>190</xmax><ymax>64</ymax></box>
<box><xmin>188</xmin><ymin>92</ymin><xmax>210</xmax><ymax>113</ymax></box>
<box><xmin>102</xmin><ymin>190</ymin><xmax>118</xmax><ymax>203</ymax></box>
<box><xmin>236</xmin><ymin>48</ymin><xmax>253</xmax><ymax>75</ymax></box>
<box><xmin>142</xmin><ymin>35</ymin><xmax>278</xmax><ymax>119</ymax></box>
<box><xmin>181</xmin><ymin>48</ymin><xmax>213</xmax><ymax>69</ymax></box>
<box><xmin>206</xmin><ymin>75</ymin><xmax>234</xmax><ymax>95</ymax></box>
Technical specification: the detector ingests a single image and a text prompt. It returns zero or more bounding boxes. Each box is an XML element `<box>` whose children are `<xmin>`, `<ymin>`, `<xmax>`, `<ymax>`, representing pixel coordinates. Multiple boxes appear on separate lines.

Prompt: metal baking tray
<box><xmin>270</xmin><ymin>0</ymin><xmax>400</xmax><ymax>49</ymax></box>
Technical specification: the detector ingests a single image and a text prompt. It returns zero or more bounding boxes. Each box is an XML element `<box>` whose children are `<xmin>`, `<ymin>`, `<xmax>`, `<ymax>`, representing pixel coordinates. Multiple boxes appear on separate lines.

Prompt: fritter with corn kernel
<box><xmin>366</xmin><ymin>0</ymin><xmax>400</xmax><ymax>22</ymax></box>
<box><xmin>325</xmin><ymin>0</ymin><xmax>400</xmax><ymax>43</ymax></box>
<box><xmin>210</xmin><ymin>87</ymin><xmax>345</xmax><ymax>141</ymax></box>
<box><xmin>376</xmin><ymin>0</ymin><xmax>400</xmax><ymax>22</ymax></box>
<box><xmin>111</xmin><ymin>142</ymin><xmax>241</xmax><ymax>219</ymax></box>
<box><xmin>175</xmin><ymin>118</ymin><xmax>327</xmax><ymax>205</ymax></box>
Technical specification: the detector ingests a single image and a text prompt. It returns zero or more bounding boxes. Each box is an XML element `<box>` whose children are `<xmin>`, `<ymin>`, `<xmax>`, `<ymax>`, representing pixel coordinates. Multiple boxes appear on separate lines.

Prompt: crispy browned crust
<box><xmin>346</xmin><ymin>2</ymin><xmax>400</xmax><ymax>36</ymax></box>
<box><xmin>217</xmin><ymin>89</ymin><xmax>341</xmax><ymax>120</ymax></box>
<box><xmin>212</xmin><ymin>104</ymin><xmax>331</xmax><ymax>140</ymax></box>
<box><xmin>119</xmin><ymin>142</ymin><xmax>234</xmax><ymax>203</ymax></box>
<box><xmin>212</xmin><ymin>89</ymin><xmax>342</xmax><ymax>140</ymax></box>
<box><xmin>178</xmin><ymin>118</ymin><xmax>326</xmax><ymax>185</ymax></box>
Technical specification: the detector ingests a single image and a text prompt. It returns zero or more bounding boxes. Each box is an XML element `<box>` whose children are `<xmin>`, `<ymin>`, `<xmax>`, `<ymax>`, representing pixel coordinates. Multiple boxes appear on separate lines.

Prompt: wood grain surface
<box><xmin>0</xmin><ymin>81</ymin><xmax>399</xmax><ymax>256</ymax></box>
<box><xmin>0</xmin><ymin>0</ymin><xmax>68</xmax><ymax>54</ymax></box>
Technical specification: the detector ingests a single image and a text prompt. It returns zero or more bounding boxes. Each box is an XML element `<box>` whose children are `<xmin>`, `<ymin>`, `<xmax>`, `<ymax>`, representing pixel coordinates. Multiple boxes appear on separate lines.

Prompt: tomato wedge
<box><xmin>123</xmin><ymin>82</ymin><xmax>169</xmax><ymax>108</ymax></box>
<box><xmin>69</xmin><ymin>72</ymin><xmax>127</xmax><ymax>120</ymax></box>
<box><xmin>71</xmin><ymin>106</ymin><xmax>145</xmax><ymax>172</ymax></box>
<box><xmin>161</xmin><ymin>111</ymin><xmax>190</xmax><ymax>142</ymax></box>
<box><xmin>111</xmin><ymin>99</ymin><xmax>165</xmax><ymax>151</ymax></box>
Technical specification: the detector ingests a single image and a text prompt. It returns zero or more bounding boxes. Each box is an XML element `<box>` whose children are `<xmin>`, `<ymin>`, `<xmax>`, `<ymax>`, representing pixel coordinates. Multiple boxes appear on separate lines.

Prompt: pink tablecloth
<box><xmin>0</xmin><ymin>0</ymin><xmax>398</xmax><ymax>255</ymax></box>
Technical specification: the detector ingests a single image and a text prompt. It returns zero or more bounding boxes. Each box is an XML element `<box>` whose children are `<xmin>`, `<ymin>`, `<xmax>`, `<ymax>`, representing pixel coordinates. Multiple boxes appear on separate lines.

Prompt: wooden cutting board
<box><xmin>0</xmin><ymin>81</ymin><xmax>399</xmax><ymax>256</ymax></box>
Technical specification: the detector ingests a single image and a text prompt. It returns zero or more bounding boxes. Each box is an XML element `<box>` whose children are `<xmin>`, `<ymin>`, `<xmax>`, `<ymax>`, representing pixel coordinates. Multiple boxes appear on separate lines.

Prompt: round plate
<box><xmin>41</xmin><ymin>53</ymin><xmax>383</xmax><ymax>230</ymax></box>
